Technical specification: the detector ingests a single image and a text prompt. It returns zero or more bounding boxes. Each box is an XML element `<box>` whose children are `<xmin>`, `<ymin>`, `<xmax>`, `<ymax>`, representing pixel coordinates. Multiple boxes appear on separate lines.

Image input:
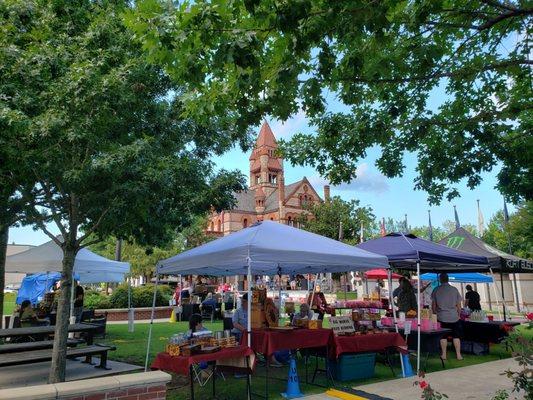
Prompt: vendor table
<box><xmin>331</xmin><ymin>332</ymin><xmax>405</xmax><ymax>359</ymax></box>
<box><xmin>151</xmin><ymin>345</ymin><xmax>253</xmax><ymax>400</ymax></box>
<box><xmin>247</xmin><ymin>328</ymin><xmax>334</xmax><ymax>400</ymax></box>
<box><xmin>249</xmin><ymin>328</ymin><xmax>333</xmax><ymax>356</ymax></box>
<box><xmin>384</xmin><ymin>327</ymin><xmax>451</xmax><ymax>370</ymax></box>
<box><xmin>463</xmin><ymin>320</ymin><xmax>520</xmax><ymax>344</ymax></box>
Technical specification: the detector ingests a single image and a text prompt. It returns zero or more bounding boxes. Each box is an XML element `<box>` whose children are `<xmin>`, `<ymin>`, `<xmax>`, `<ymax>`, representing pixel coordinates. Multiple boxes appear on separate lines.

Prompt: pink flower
<box><xmin>526</xmin><ymin>312</ymin><xmax>533</xmax><ymax>321</ymax></box>
<box><xmin>420</xmin><ymin>380</ymin><xmax>428</xmax><ymax>389</ymax></box>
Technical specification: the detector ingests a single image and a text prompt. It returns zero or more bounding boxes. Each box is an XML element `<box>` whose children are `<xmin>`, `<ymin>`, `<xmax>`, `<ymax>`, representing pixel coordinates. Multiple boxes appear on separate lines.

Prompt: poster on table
<box><xmin>329</xmin><ymin>316</ymin><xmax>355</xmax><ymax>336</ymax></box>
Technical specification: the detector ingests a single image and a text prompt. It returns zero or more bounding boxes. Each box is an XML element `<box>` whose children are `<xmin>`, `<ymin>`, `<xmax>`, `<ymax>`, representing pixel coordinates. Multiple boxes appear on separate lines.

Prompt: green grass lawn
<box><xmin>101</xmin><ymin>321</ymin><xmax>531</xmax><ymax>400</ymax></box>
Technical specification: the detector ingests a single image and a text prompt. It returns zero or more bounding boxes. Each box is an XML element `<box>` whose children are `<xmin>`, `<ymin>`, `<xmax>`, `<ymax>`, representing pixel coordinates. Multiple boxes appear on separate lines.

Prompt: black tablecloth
<box><xmin>462</xmin><ymin>321</ymin><xmax>520</xmax><ymax>344</ymax></box>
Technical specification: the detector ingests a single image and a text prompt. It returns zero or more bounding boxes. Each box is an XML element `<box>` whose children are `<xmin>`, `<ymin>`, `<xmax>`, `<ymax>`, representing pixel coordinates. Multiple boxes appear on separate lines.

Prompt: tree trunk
<box><xmin>48</xmin><ymin>244</ymin><xmax>77</xmax><ymax>383</ymax></box>
<box><xmin>0</xmin><ymin>224</ymin><xmax>8</xmax><ymax>329</ymax></box>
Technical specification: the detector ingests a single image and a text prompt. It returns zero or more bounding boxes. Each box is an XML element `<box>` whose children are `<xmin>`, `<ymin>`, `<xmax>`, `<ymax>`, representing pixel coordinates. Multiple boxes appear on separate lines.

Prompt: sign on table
<box><xmin>329</xmin><ymin>316</ymin><xmax>355</xmax><ymax>336</ymax></box>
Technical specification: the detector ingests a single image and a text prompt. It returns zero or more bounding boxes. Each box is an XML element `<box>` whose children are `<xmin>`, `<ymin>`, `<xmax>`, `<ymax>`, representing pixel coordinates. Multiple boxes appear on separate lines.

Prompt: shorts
<box><xmin>439</xmin><ymin>320</ymin><xmax>463</xmax><ymax>339</ymax></box>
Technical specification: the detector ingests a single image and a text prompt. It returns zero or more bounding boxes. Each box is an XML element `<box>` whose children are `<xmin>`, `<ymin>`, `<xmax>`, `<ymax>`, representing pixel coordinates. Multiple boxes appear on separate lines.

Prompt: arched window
<box><xmin>270</xmin><ymin>217</ymin><xmax>274</xmax><ymax>221</ymax></box>
<box><xmin>217</xmin><ymin>220</ymin><xmax>221</xmax><ymax>232</ymax></box>
<box><xmin>287</xmin><ymin>216</ymin><xmax>293</xmax><ymax>226</ymax></box>
<box><xmin>243</xmin><ymin>218</ymin><xmax>248</xmax><ymax>228</ymax></box>
<box><xmin>210</xmin><ymin>221</ymin><xmax>214</xmax><ymax>231</ymax></box>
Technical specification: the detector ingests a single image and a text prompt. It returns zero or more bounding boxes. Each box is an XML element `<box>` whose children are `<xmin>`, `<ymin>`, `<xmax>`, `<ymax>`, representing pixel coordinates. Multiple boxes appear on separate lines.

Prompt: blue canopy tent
<box><xmin>147</xmin><ymin>221</ymin><xmax>389</xmax><ymax>371</ymax></box>
<box><xmin>357</xmin><ymin>232</ymin><xmax>490</xmax><ymax>373</ymax></box>
<box><xmin>419</xmin><ymin>272</ymin><xmax>493</xmax><ymax>284</ymax></box>
<box><xmin>16</xmin><ymin>272</ymin><xmax>80</xmax><ymax>305</ymax></box>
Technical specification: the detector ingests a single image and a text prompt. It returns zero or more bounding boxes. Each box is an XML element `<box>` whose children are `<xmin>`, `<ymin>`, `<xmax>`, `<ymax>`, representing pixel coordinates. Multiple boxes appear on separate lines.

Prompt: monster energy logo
<box><xmin>447</xmin><ymin>236</ymin><xmax>465</xmax><ymax>249</ymax></box>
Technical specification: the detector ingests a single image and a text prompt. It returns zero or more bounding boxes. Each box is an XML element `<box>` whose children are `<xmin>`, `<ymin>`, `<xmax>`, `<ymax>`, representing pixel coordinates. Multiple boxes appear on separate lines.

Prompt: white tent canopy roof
<box><xmin>5</xmin><ymin>238</ymin><xmax>130</xmax><ymax>283</ymax></box>
<box><xmin>158</xmin><ymin>221</ymin><xmax>388</xmax><ymax>276</ymax></box>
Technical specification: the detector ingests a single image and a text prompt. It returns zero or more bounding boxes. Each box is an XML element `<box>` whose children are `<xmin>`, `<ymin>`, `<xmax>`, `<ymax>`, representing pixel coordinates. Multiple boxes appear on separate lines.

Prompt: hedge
<box><xmin>84</xmin><ymin>285</ymin><xmax>173</xmax><ymax>309</ymax></box>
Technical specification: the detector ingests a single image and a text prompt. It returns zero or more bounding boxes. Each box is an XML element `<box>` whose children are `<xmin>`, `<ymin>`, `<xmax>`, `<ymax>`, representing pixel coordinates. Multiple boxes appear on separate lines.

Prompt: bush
<box><xmin>84</xmin><ymin>292</ymin><xmax>112</xmax><ymax>310</ymax></box>
<box><xmin>108</xmin><ymin>284</ymin><xmax>171</xmax><ymax>308</ymax></box>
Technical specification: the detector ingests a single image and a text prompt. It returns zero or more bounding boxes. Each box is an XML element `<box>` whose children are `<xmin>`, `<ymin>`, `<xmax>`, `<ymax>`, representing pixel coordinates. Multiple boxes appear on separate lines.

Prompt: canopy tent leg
<box><xmin>144</xmin><ymin>273</ymin><xmax>159</xmax><ymax>371</ymax></box>
<box><xmin>416</xmin><ymin>261</ymin><xmax>421</xmax><ymax>374</ymax></box>
<box><xmin>387</xmin><ymin>269</ymin><xmax>405</xmax><ymax>377</ymax></box>
<box><xmin>489</xmin><ymin>268</ymin><xmax>503</xmax><ymax>321</ymax></box>
<box><xmin>499</xmin><ymin>271</ymin><xmax>507</xmax><ymax>321</ymax></box>
<box><xmin>486</xmin><ymin>282</ymin><xmax>492</xmax><ymax>311</ymax></box>
<box><xmin>511</xmin><ymin>273</ymin><xmax>521</xmax><ymax>313</ymax></box>
<box><xmin>247</xmin><ymin>258</ymin><xmax>252</xmax><ymax>347</ymax></box>
<box><xmin>278</xmin><ymin>266</ymin><xmax>282</xmax><ymax>320</ymax></box>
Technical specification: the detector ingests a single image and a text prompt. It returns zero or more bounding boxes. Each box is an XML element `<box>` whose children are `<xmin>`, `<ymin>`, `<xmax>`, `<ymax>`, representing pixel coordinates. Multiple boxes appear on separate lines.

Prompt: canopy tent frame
<box><xmin>143</xmin><ymin>221</ymin><xmax>389</xmax><ymax>373</ymax></box>
<box><xmin>357</xmin><ymin>232</ymin><xmax>490</xmax><ymax>374</ymax></box>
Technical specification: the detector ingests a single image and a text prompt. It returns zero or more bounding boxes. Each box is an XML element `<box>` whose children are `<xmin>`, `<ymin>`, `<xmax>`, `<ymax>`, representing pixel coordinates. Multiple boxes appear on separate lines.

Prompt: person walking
<box><xmin>431</xmin><ymin>273</ymin><xmax>463</xmax><ymax>360</ymax></box>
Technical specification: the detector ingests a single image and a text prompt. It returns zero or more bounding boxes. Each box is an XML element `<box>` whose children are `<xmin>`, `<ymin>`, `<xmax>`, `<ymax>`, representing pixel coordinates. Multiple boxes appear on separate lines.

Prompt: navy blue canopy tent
<box><xmin>357</xmin><ymin>232</ymin><xmax>489</xmax><ymax>271</ymax></box>
<box><xmin>357</xmin><ymin>233</ymin><xmax>489</xmax><ymax>373</ymax></box>
<box><xmin>419</xmin><ymin>272</ymin><xmax>493</xmax><ymax>284</ymax></box>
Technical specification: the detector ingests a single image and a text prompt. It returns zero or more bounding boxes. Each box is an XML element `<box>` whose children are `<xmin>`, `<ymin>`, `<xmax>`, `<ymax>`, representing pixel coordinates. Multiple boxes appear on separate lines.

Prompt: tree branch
<box><xmin>479</xmin><ymin>0</ymin><xmax>520</xmax><ymax>12</ymax></box>
<box><xmin>76</xmin><ymin>205</ymin><xmax>112</xmax><ymax>246</ymax></box>
<box><xmin>339</xmin><ymin>59</ymin><xmax>532</xmax><ymax>84</ymax></box>
<box><xmin>477</xmin><ymin>7</ymin><xmax>532</xmax><ymax>31</ymax></box>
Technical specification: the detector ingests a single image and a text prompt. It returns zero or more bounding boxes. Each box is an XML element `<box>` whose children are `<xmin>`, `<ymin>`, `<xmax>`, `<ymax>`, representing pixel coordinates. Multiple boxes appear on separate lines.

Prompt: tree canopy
<box><xmin>296</xmin><ymin>196</ymin><xmax>375</xmax><ymax>244</ymax></box>
<box><xmin>127</xmin><ymin>0</ymin><xmax>532</xmax><ymax>204</ymax></box>
<box><xmin>0</xmin><ymin>0</ymin><xmax>246</xmax><ymax>382</ymax></box>
<box><xmin>483</xmin><ymin>201</ymin><xmax>532</xmax><ymax>259</ymax></box>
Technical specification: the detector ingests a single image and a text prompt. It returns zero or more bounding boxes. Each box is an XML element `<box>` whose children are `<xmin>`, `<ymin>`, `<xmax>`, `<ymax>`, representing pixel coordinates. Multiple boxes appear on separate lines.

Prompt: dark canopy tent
<box><xmin>439</xmin><ymin>227</ymin><xmax>532</xmax><ymax>319</ymax></box>
<box><xmin>439</xmin><ymin>227</ymin><xmax>532</xmax><ymax>273</ymax></box>
<box><xmin>357</xmin><ymin>232</ymin><xmax>489</xmax><ymax>373</ymax></box>
<box><xmin>357</xmin><ymin>232</ymin><xmax>489</xmax><ymax>272</ymax></box>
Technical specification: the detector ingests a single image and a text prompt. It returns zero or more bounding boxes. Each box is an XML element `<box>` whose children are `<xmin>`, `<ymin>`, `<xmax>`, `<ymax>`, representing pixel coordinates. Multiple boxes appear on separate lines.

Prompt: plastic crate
<box><xmin>327</xmin><ymin>353</ymin><xmax>376</xmax><ymax>381</ymax></box>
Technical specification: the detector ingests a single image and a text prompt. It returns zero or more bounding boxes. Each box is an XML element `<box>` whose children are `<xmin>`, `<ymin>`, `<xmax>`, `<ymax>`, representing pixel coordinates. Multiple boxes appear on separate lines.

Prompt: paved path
<box><xmin>301</xmin><ymin>358</ymin><xmax>524</xmax><ymax>400</ymax></box>
<box><xmin>355</xmin><ymin>358</ymin><xmax>523</xmax><ymax>400</ymax></box>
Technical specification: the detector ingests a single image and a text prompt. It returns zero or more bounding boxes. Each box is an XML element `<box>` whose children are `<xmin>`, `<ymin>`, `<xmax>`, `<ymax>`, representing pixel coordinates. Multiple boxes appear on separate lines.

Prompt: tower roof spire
<box><xmin>256</xmin><ymin>120</ymin><xmax>277</xmax><ymax>148</ymax></box>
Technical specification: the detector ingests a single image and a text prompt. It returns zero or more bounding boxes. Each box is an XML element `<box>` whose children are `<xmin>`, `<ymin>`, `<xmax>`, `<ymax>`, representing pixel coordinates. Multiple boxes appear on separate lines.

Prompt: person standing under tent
<box><xmin>232</xmin><ymin>293</ymin><xmax>283</xmax><ymax>367</ymax></box>
<box><xmin>464</xmin><ymin>285</ymin><xmax>481</xmax><ymax>311</ymax></box>
<box><xmin>392</xmin><ymin>276</ymin><xmax>407</xmax><ymax>306</ymax></box>
<box><xmin>73</xmin><ymin>282</ymin><xmax>85</xmax><ymax>323</ymax></box>
<box><xmin>431</xmin><ymin>273</ymin><xmax>464</xmax><ymax>361</ymax></box>
<box><xmin>397</xmin><ymin>279</ymin><xmax>417</xmax><ymax>313</ymax></box>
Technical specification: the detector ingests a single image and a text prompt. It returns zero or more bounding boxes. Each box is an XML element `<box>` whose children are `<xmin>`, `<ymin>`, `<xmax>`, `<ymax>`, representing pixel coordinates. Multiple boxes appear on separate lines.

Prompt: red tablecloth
<box><xmin>247</xmin><ymin>328</ymin><xmax>333</xmax><ymax>356</ymax></box>
<box><xmin>151</xmin><ymin>345</ymin><xmax>254</xmax><ymax>376</ymax></box>
<box><xmin>331</xmin><ymin>332</ymin><xmax>406</xmax><ymax>358</ymax></box>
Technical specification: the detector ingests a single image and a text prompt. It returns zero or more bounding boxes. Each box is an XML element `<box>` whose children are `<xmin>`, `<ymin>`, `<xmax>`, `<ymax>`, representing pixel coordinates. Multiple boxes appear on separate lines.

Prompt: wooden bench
<box><xmin>0</xmin><ymin>344</ymin><xmax>116</xmax><ymax>369</ymax></box>
<box><xmin>0</xmin><ymin>338</ymin><xmax>83</xmax><ymax>354</ymax></box>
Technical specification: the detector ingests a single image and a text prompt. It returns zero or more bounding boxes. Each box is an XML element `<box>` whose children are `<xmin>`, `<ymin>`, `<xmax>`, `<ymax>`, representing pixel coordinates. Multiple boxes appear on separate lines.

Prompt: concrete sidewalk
<box><xmin>354</xmin><ymin>358</ymin><xmax>523</xmax><ymax>400</ymax></box>
<box><xmin>301</xmin><ymin>358</ymin><xmax>524</xmax><ymax>400</ymax></box>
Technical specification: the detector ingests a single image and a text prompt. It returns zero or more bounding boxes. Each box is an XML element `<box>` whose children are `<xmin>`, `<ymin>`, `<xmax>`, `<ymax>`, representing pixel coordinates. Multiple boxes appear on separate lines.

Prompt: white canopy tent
<box><xmin>5</xmin><ymin>238</ymin><xmax>130</xmax><ymax>283</ymax></box>
<box><xmin>5</xmin><ymin>238</ymin><xmax>131</xmax><ymax>327</ymax></box>
<box><xmin>146</xmin><ymin>221</ymin><xmax>389</xmax><ymax>370</ymax></box>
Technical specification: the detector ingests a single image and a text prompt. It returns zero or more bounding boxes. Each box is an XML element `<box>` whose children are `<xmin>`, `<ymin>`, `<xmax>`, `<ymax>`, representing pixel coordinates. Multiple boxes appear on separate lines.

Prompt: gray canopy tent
<box><xmin>145</xmin><ymin>221</ymin><xmax>389</xmax><ymax>371</ymax></box>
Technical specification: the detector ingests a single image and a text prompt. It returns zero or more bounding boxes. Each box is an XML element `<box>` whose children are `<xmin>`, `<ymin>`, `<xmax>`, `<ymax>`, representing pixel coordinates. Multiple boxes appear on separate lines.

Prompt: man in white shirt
<box><xmin>431</xmin><ymin>273</ymin><xmax>463</xmax><ymax>361</ymax></box>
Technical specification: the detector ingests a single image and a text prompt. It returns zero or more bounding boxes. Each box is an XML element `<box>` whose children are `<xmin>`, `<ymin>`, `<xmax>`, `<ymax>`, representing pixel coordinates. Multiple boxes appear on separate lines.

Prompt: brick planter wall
<box><xmin>0</xmin><ymin>371</ymin><xmax>171</xmax><ymax>400</ymax></box>
<box><xmin>97</xmin><ymin>307</ymin><xmax>173</xmax><ymax>321</ymax></box>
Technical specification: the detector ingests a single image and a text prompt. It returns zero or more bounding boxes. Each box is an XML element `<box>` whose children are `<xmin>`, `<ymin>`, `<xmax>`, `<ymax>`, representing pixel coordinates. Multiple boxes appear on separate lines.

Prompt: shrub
<box><xmin>84</xmin><ymin>292</ymin><xmax>112</xmax><ymax>310</ymax></box>
<box><xmin>108</xmin><ymin>284</ymin><xmax>172</xmax><ymax>308</ymax></box>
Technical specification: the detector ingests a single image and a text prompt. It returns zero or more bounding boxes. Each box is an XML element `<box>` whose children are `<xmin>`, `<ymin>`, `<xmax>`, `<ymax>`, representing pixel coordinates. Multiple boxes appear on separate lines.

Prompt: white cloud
<box><xmin>268</xmin><ymin>110</ymin><xmax>308</xmax><ymax>138</ymax></box>
<box><xmin>309</xmin><ymin>163</ymin><xmax>390</xmax><ymax>194</ymax></box>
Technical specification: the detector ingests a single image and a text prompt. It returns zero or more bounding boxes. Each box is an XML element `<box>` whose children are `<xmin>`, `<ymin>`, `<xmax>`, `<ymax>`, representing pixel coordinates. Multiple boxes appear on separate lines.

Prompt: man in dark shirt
<box><xmin>464</xmin><ymin>285</ymin><xmax>481</xmax><ymax>311</ymax></box>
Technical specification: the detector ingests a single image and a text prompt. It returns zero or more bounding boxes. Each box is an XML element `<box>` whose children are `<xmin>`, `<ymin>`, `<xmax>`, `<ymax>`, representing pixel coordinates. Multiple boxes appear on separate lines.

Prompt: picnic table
<box><xmin>0</xmin><ymin>323</ymin><xmax>100</xmax><ymax>345</ymax></box>
<box><xmin>152</xmin><ymin>345</ymin><xmax>253</xmax><ymax>400</ymax></box>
